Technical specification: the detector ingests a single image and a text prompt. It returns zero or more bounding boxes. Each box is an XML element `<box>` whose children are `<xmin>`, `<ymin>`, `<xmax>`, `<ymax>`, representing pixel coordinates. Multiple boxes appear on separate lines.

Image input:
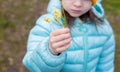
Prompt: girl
<box><xmin>23</xmin><ymin>0</ymin><xmax>115</xmax><ymax>72</ymax></box>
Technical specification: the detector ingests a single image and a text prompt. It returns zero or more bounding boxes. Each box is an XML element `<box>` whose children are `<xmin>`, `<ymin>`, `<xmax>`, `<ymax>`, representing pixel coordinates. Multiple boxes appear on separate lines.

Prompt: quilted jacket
<box><xmin>22</xmin><ymin>0</ymin><xmax>115</xmax><ymax>72</ymax></box>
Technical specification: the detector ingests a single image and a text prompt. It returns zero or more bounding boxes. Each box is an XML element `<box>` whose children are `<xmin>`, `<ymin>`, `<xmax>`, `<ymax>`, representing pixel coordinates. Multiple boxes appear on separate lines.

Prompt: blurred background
<box><xmin>0</xmin><ymin>0</ymin><xmax>120</xmax><ymax>72</ymax></box>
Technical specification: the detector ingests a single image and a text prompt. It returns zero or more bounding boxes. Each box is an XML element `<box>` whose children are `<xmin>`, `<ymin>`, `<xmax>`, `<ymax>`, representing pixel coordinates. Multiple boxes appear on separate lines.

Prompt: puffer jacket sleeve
<box><xmin>96</xmin><ymin>21</ymin><xmax>116</xmax><ymax>72</ymax></box>
<box><xmin>22</xmin><ymin>14</ymin><xmax>66</xmax><ymax>72</ymax></box>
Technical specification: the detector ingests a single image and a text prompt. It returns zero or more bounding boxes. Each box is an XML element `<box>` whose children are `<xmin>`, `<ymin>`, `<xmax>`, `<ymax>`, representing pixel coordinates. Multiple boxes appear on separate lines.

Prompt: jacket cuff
<box><xmin>35</xmin><ymin>37</ymin><xmax>66</xmax><ymax>67</ymax></box>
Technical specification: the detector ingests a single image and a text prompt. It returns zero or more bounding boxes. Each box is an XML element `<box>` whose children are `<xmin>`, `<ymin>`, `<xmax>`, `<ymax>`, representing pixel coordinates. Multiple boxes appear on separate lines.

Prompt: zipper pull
<box><xmin>77</xmin><ymin>18</ymin><xmax>88</xmax><ymax>33</ymax></box>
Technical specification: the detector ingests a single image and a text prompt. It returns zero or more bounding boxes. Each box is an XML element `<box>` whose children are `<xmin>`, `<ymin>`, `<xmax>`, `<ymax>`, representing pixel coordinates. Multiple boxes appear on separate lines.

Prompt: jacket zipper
<box><xmin>77</xmin><ymin>18</ymin><xmax>88</xmax><ymax>72</ymax></box>
<box><xmin>83</xmin><ymin>34</ymin><xmax>88</xmax><ymax>72</ymax></box>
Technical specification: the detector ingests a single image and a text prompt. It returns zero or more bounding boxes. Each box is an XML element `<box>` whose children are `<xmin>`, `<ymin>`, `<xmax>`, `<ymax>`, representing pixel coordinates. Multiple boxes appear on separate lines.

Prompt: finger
<box><xmin>53</xmin><ymin>37</ymin><xmax>72</xmax><ymax>48</ymax></box>
<box><xmin>51</xmin><ymin>28</ymin><xmax>70</xmax><ymax>36</ymax></box>
<box><xmin>51</xmin><ymin>33</ymin><xmax>71</xmax><ymax>43</ymax></box>
<box><xmin>56</xmin><ymin>43</ymin><xmax>71</xmax><ymax>53</ymax></box>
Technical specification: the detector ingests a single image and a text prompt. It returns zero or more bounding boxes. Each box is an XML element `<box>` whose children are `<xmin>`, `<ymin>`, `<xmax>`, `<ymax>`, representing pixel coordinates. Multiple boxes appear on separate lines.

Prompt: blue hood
<box><xmin>47</xmin><ymin>0</ymin><xmax>104</xmax><ymax>18</ymax></box>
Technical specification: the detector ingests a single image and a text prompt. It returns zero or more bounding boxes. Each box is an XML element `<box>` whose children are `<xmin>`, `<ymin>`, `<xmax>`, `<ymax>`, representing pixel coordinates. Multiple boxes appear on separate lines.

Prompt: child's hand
<box><xmin>49</xmin><ymin>28</ymin><xmax>72</xmax><ymax>55</ymax></box>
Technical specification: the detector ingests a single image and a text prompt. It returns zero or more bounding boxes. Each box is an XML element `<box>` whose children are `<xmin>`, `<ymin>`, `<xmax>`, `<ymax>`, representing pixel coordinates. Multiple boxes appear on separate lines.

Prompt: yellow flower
<box><xmin>53</xmin><ymin>9</ymin><xmax>62</xmax><ymax>20</ymax></box>
<box><xmin>92</xmin><ymin>0</ymin><xmax>97</xmax><ymax>6</ymax></box>
<box><xmin>53</xmin><ymin>8</ymin><xmax>67</xmax><ymax>28</ymax></box>
<box><xmin>44</xmin><ymin>17</ymin><xmax>51</xmax><ymax>23</ymax></box>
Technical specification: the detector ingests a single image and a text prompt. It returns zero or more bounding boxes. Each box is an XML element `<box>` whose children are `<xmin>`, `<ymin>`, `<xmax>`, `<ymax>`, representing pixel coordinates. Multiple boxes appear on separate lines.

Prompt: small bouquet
<box><xmin>53</xmin><ymin>5</ymin><xmax>67</xmax><ymax>28</ymax></box>
<box><xmin>44</xmin><ymin>7</ymin><xmax>67</xmax><ymax>28</ymax></box>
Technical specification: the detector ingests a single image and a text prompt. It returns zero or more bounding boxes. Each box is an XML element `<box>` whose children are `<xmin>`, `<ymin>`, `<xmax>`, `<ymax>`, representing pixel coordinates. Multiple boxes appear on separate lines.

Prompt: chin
<box><xmin>70</xmin><ymin>14</ymin><xmax>81</xmax><ymax>18</ymax></box>
<box><xmin>69</xmin><ymin>13</ymin><xmax>81</xmax><ymax>18</ymax></box>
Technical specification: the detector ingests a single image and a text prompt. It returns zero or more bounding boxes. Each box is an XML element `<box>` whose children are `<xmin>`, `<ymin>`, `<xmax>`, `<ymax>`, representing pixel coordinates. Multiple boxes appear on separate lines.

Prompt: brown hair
<box><xmin>63</xmin><ymin>9</ymin><xmax>104</xmax><ymax>28</ymax></box>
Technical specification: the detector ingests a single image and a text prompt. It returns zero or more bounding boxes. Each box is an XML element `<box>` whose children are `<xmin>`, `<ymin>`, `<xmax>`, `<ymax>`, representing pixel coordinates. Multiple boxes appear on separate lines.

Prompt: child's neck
<box><xmin>76</xmin><ymin>17</ymin><xmax>84</xmax><ymax>24</ymax></box>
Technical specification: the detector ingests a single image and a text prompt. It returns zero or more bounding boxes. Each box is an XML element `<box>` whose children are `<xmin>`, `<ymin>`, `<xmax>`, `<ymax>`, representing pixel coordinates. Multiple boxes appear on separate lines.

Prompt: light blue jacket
<box><xmin>22</xmin><ymin>0</ymin><xmax>115</xmax><ymax>72</ymax></box>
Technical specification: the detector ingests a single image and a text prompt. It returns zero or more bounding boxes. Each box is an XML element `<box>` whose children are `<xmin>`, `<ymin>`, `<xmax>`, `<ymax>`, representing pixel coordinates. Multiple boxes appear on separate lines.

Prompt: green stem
<box><xmin>54</xmin><ymin>18</ymin><xmax>63</xmax><ymax>26</ymax></box>
<box><xmin>61</xmin><ymin>5</ymin><xmax>67</xmax><ymax>28</ymax></box>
